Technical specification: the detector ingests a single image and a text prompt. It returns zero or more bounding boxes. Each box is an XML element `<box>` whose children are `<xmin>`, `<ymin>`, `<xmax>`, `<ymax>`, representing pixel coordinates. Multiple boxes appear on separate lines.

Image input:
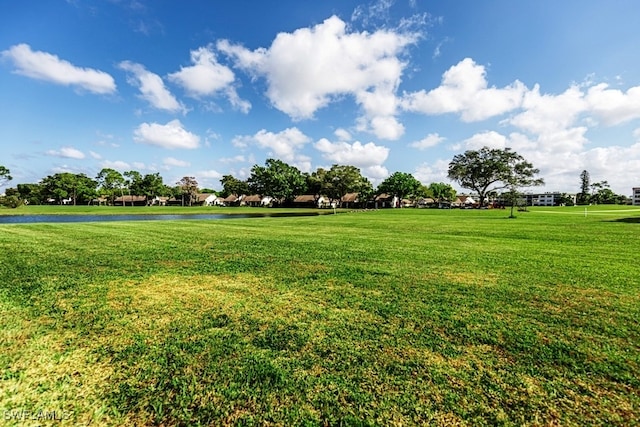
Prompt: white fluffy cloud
<box><xmin>163</xmin><ymin>157</ymin><xmax>191</xmax><ymax>168</ymax></box>
<box><xmin>197</xmin><ymin>169</ymin><xmax>223</xmax><ymax>179</ymax></box>
<box><xmin>409</xmin><ymin>133</ymin><xmax>445</xmax><ymax>150</ymax></box>
<box><xmin>168</xmin><ymin>46</ymin><xmax>250</xmax><ymax>113</ymax></box>
<box><xmin>100</xmin><ymin>160</ymin><xmax>131</xmax><ymax>171</ymax></box>
<box><xmin>134</xmin><ymin>120</ymin><xmax>200</xmax><ymax>149</ymax></box>
<box><xmin>119</xmin><ymin>61</ymin><xmax>185</xmax><ymax>113</ymax></box>
<box><xmin>233</xmin><ymin>127</ymin><xmax>310</xmax><ymax>163</ymax></box>
<box><xmin>314</xmin><ymin>139</ymin><xmax>389</xmax><ymax>168</ymax></box>
<box><xmin>2</xmin><ymin>44</ymin><xmax>116</xmax><ymax>94</ymax></box>
<box><xmin>456</xmin><ymin>131</ymin><xmax>508</xmax><ymax>151</ymax></box>
<box><xmin>585</xmin><ymin>83</ymin><xmax>640</xmax><ymax>126</ymax></box>
<box><xmin>507</xmin><ymin>84</ymin><xmax>587</xmax><ymax>135</ymax></box>
<box><xmin>46</xmin><ymin>146</ymin><xmax>86</xmax><ymax>159</ymax></box>
<box><xmin>413</xmin><ymin>159</ymin><xmax>451</xmax><ymax>185</ymax></box>
<box><xmin>334</xmin><ymin>128</ymin><xmax>352</xmax><ymax>141</ymax></box>
<box><xmin>402</xmin><ymin>58</ymin><xmax>526</xmax><ymax>122</ymax></box>
<box><xmin>218</xmin><ymin>15</ymin><xmax>417</xmax><ymax>139</ymax></box>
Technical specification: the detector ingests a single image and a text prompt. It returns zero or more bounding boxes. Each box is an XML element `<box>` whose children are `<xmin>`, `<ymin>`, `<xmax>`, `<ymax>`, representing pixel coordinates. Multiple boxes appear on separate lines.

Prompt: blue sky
<box><xmin>2</xmin><ymin>0</ymin><xmax>640</xmax><ymax>195</ymax></box>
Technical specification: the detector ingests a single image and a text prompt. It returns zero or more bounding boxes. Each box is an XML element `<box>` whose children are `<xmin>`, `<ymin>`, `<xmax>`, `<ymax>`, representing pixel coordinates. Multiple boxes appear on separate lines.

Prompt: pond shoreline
<box><xmin>0</xmin><ymin>211</ymin><xmax>338</xmax><ymax>224</ymax></box>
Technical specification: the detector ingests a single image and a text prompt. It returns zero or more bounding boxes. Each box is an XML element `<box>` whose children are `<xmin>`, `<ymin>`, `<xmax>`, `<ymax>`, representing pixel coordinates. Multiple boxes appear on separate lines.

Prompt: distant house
<box><xmin>220</xmin><ymin>194</ymin><xmax>243</xmax><ymax>207</ymax></box>
<box><xmin>242</xmin><ymin>194</ymin><xmax>272</xmax><ymax>207</ymax></box>
<box><xmin>452</xmin><ymin>195</ymin><xmax>476</xmax><ymax>208</ymax></box>
<box><xmin>340</xmin><ymin>192</ymin><xmax>359</xmax><ymax>209</ymax></box>
<box><xmin>292</xmin><ymin>194</ymin><xmax>319</xmax><ymax>208</ymax></box>
<box><xmin>193</xmin><ymin>193</ymin><xmax>219</xmax><ymax>206</ymax></box>
<box><xmin>149</xmin><ymin>196</ymin><xmax>169</xmax><ymax>206</ymax></box>
<box><xmin>633</xmin><ymin>187</ymin><xmax>640</xmax><ymax>206</ymax></box>
<box><xmin>401</xmin><ymin>198</ymin><xmax>415</xmax><ymax>208</ymax></box>
<box><xmin>114</xmin><ymin>195</ymin><xmax>147</xmax><ymax>206</ymax></box>
<box><xmin>374</xmin><ymin>193</ymin><xmax>399</xmax><ymax>208</ymax></box>
<box><xmin>90</xmin><ymin>197</ymin><xmax>108</xmax><ymax>206</ymax></box>
<box><xmin>166</xmin><ymin>197</ymin><xmax>183</xmax><ymax>206</ymax></box>
<box><xmin>417</xmin><ymin>197</ymin><xmax>436</xmax><ymax>208</ymax></box>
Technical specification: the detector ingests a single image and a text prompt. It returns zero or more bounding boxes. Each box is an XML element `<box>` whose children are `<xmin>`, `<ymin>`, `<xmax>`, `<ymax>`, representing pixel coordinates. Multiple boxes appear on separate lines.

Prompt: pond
<box><xmin>0</xmin><ymin>211</ymin><xmax>331</xmax><ymax>224</ymax></box>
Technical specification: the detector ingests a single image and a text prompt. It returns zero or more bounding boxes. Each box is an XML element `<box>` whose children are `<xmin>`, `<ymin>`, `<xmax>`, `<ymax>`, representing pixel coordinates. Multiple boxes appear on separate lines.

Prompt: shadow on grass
<box><xmin>609</xmin><ymin>217</ymin><xmax>640</xmax><ymax>223</ymax></box>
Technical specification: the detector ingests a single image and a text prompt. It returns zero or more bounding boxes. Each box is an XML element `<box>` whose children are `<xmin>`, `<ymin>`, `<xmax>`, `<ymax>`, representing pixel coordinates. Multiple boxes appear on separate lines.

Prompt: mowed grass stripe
<box><xmin>0</xmin><ymin>207</ymin><xmax>638</xmax><ymax>425</ymax></box>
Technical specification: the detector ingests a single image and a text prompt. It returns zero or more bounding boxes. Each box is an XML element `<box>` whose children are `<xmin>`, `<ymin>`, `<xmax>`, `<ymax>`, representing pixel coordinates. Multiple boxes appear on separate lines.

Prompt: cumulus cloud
<box><xmin>456</xmin><ymin>130</ymin><xmax>509</xmax><ymax>151</ymax></box>
<box><xmin>1</xmin><ymin>43</ymin><xmax>116</xmax><ymax>94</ymax></box>
<box><xmin>507</xmin><ymin>84</ymin><xmax>587</xmax><ymax>135</ymax></box>
<box><xmin>119</xmin><ymin>61</ymin><xmax>186</xmax><ymax>113</ymax></box>
<box><xmin>410</xmin><ymin>133</ymin><xmax>445</xmax><ymax>150</ymax></box>
<box><xmin>314</xmin><ymin>139</ymin><xmax>389</xmax><ymax>168</ymax></box>
<box><xmin>46</xmin><ymin>146</ymin><xmax>86</xmax><ymax>159</ymax></box>
<box><xmin>163</xmin><ymin>157</ymin><xmax>191</xmax><ymax>168</ymax></box>
<box><xmin>134</xmin><ymin>119</ymin><xmax>200</xmax><ymax>149</ymax></box>
<box><xmin>334</xmin><ymin>128</ymin><xmax>352</xmax><ymax>141</ymax></box>
<box><xmin>401</xmin><ymin>58</ymin><xmax>526</xmax><ymax>121</ymax></box>
<box><xmin>168</xmin><ymin>46</ymin><xmax>250</xmax><ymax>113</ymax></box>
<box><xmin>585</xmin><ymin>83</ymin><xmax>640</xmax><ymax>126</ymax></box>
<box><xmin>218</xmin><ymin>15</ymin><xmax>417</xmax><ymax>138</ymax></box>
<box><xmin>413</xmin><ymin>159</ymin><xmax>451</xmax><ymax>185</ymax></box>
<box><xmin>363</xmin><ymin>165</ymin><xmax>390</xmax><ymax>181</ymax></box>
<box><xmin>232</xmin><ymin>127</ymin><xmax>310</xmax><ymax>162</ymax></box>
<box><xmin>197</xmin><ymin>169</ymin><xmax>223</xmax><ymax>179</ymax></box>
<box><xmin>220</xmin><ymin>155</ymin><xmax>247</xmax><ymax>163</ymax></box>
<box><xmin>100</xmin><ymin>160</ymin><xmax>131</xmax><ymax>171</ymax></box>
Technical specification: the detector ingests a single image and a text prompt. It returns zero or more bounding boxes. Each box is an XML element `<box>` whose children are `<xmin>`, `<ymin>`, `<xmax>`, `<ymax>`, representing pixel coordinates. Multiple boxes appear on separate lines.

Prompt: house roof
<box><xmin>195</xmin><ymin>193</ymin><xmax>216</xmax><ymax>202</ymax></box>
<box><xmin>418</xmin><ymin>197</ymin><xmax>435</xmax><ymax>204</ymax></box>
<box><xmin>293</xmin><ymin>195</ymin><xmax>316</xmax><ymax>203</ymax></box>
<box><xmin>458</xmin><ymin>195</ymin><xmax>475</xmax><ymax>204</ymax></box>
<box><xmin>221</xmin><ymin>194</ymin><xmax>239</xmax><ymax>202</ymax></box>
<box><xmin>243</xmin><ymin>194</ymin><xmax>262</xmax><ymax>202</ymax></box>
<box><xmin>375</xmin><ymin>193</ymin><xmax>394</xmax><ymax>201</ymax></box>
<box><xmin>114</xmin><ymin>195</ymin><xmax>146</xmax><ymax>202</ymax></box>
<box><xmin>341</xmin><ymin>192</ymin><xmax>359</xmax><ymax>202</ymax></box>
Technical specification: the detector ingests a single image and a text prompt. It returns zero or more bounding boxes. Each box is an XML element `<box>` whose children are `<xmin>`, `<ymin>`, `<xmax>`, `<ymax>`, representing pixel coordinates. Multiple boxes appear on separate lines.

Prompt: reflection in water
<box><xmin>0</xmin><ymin>212</ymin><xmax>331</xmax><ymax>224</ymax></box>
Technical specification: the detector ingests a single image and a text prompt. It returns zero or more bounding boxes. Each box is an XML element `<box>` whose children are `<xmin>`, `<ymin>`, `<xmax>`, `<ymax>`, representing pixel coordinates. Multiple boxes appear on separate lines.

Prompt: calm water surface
<box><xmin>0</xmin><ymin>212</ymin><xmax>329</xmax><ymax>224</ymax></box>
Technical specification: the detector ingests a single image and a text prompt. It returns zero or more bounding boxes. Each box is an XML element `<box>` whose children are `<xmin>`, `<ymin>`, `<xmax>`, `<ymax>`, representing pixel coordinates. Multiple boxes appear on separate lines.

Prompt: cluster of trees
<box><xmin>0</xmin><ymin>168</ymin><xmax>208</xmax><ymax>207</ymax></box>
<box><xmin>9</xmin><ymin>146</ymin><xmax>627</xmax><ymax>211</ymax></box>
<box><xmin>577</xmin><ymin>170</ymin><xmax>628</xmax><ymax>205</ymax></box>
<box><xmin>0</xmin><ymin>161</ymin><xmax>460</xmax><ymax>209</ymax></box>
<box><xmin>220</xmin><ymin>159</ymin><xmax>457</xmax><ymax>207</ymax></box>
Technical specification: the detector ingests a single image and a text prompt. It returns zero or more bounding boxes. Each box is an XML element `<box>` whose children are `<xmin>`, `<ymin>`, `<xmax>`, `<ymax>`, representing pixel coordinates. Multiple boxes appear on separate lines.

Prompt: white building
<box><xmin>521</xmin><ymin>192</ymin><xmax>576</xmax><ymax>206</ymax></box>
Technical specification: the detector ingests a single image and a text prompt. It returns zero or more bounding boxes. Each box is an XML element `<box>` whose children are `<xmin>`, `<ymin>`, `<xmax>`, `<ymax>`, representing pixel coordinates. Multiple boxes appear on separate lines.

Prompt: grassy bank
<box><xmin>1</xmin><ymin>207</ymin><xmax>639</xmax><ymax>425</ymax></box>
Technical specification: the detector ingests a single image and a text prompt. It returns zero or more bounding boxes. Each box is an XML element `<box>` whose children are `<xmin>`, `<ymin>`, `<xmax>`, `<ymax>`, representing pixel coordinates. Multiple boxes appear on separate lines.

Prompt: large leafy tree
<box><xmin>17</xmin><ymin>183</ymin><xmax>45</xmax><ymax>205</ymax></box>
<box><xmin>324</xmin><ymin>164</ymin><xmax>369</xmax><ymax>205</ymax></box>
<box><xmin>177</xmin><ymin>176</ymin><xmax>199</xmax><ymax>206</ymax></box>
<box><xmin>124</xmin><ymin>170</ymin><xmax>143</xmax><ymax>194</ymax></box>
<box><xmin>248</xmin><ymin>159</ymin><xmax>307</xmax><ymax>205</ymax></box>
<box><xmin>377</xmin><ymin>172</ymin><xmax>422</xmax><ymax>205</ymax></box>
<box><xmin>356</xmin><ymin>177</ymin><xmax>375</xmax><ymax>207</ymax></box>
<box><xmin>447</xmin><ymin>147</ymin><xmax>543</xmax><ymax>208</ymax></box>
<box><xmin>141</xmin><ymin>173</ymin><xmax>167</xmax><ymax>199</ymax></box>
<box><xmin>40</xmin><ymin>173</ymin><xmax>97</xmax><ymax>205</ymax></box>
<box><xmin>305</xmin><ymin>168</ymin><xmax>328</xmax><ymax>199</ymax></box>
<box><xmin>220</xmin><ymin>175</ymin><xmax>249</xmax><ymax>198</ymax></box>
<box><xmin>427</xmin><ymin>182</ymin><xmax>457</xmax><ymax>206</ymax></box>
<box><xmin>96</xmin><ymin>168</ymin><xmax>126</xmax><ymax>204</ymax></box>
<box><xmin>0</xmin><ymin>166</ymin><xmax>12</xmax><ymax>187</ymax></box>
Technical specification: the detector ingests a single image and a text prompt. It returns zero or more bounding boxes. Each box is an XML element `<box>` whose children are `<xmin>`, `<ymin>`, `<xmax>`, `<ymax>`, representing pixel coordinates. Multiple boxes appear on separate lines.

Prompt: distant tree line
<box><xmin>3</xmin><ymin>148</ymin><xmax>629</xmax><ymax>209</ymax></box>
<box><xmin>0</xmin><ymin>162</ymin><xmax>458</xmax><ymax>209</ymax></box>
<box><xmin>219</xmin><ymin>159</ymin><xmax>452</xmax><ymax>208</ymax></box>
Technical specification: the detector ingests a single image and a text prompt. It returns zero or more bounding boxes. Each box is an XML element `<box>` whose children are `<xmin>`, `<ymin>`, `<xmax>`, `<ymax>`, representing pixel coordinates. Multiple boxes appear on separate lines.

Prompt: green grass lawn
<box><xmin>1</xmin><ymin>206</ymin><xmax>639</xmax><ymax>425</ymax></box>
